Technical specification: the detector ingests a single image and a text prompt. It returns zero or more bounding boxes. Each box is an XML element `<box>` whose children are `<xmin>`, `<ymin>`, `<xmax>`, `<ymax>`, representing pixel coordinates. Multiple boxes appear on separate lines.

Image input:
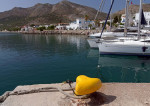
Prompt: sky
<box><xmin>0</xmin><ymin>0</ymin><xmax>150</xmax><ymax>13</ymax></box>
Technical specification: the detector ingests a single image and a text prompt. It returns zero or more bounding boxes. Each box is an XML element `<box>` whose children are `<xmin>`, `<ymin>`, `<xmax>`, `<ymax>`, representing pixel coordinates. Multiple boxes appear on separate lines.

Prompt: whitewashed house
<box><xmin>44</xmin><ymin>25</ymin><xmax>49</xmax><ymax>29</ymax></box>
<box><xmin>121</xmin><ymin>13</ymin><xmax>134</xmax><ymax>26</ymax></box>
<box><xmin>21</xmin><ymin>26</ymin><xmax>33</xmax><ymax>32</ymax></box>
<box><xmin>121</xmin><ymin>14</ymin><xmax>126</xmax><ymax>24</ymax></box>
<box><xmin>66</xmin><ymin>18</ymin><xmax>95</xmax><ymax>30</ymax></box>
<box><xmin>134</xmin><ymin>12</ymin><xmax>150</xmax><ymax>27</ymax></box>
<box><xmin>55</xmin><ymin>23</ymin><xmax>69</xmax><ymax>30</ymax></box>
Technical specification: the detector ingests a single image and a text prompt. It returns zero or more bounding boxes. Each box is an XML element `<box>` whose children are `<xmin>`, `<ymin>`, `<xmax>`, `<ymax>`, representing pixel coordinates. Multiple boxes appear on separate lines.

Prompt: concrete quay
<box><xmin>1</xmin><ymin>83</ymin><xmax>150</xmax><ymax>106</ymax></box>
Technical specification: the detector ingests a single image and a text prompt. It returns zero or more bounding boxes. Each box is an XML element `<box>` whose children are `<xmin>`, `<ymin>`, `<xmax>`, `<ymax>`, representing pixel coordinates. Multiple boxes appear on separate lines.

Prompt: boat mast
<box><xmin>94</xmin><ymin>0</ymin><xmax>104</xmax><ymax>21</ymax></box>
<box><xmin>110</xmin><ymin>0</ymin><xmax>112</xmax><ymax>32</ymax></box>
<box><xmin>138</xmin><ymin>0</ymin><xmax>143</xmax><ymax>37</ymax></box>
<box><xmin>124</xmin><ymin>0</ymin><xmax>129</xmax><ymax>37</ymax></box>
<box><xmin>99</xmin><ymin>0</ymin><xmax>114</xmax><ymax>38</ymax></box>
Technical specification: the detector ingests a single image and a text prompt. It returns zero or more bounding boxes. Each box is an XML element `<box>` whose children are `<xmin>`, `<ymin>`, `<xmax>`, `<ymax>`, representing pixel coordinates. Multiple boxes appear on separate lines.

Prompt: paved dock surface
<box><xmin>1</xmin><ymin>83</ymin><xmax>150</xmax><ymax>106</ymax></box>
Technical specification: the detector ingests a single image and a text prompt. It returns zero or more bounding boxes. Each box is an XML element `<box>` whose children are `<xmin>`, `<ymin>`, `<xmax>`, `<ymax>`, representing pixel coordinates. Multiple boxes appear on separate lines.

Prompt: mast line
<box><xmin>99</xmin><ymin>0</ymin><xmax>115</xmax><ymax>38</ymax></box>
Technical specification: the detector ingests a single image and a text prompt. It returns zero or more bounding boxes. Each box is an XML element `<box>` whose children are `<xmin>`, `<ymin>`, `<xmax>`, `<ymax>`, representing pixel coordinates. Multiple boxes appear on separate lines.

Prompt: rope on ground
<box><xmin>0</xmin><ymin>86</ymin><xmax>88</xmax><ymax>103</ymax></box>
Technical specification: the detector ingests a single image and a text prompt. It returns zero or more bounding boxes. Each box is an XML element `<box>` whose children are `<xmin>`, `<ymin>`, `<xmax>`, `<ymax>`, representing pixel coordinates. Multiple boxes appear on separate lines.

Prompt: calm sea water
<box><xmin>0</xmin><ymin>32</ymin><xmax>150</xmax><ymax>95</ymax></box>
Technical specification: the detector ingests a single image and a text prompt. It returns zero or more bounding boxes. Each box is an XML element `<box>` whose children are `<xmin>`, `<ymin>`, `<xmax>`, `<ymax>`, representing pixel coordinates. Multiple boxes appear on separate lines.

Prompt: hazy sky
<box><xmin>0</xmin><ymin>0</ymin><xmax>150</xmax><ymax>13</ymax></box>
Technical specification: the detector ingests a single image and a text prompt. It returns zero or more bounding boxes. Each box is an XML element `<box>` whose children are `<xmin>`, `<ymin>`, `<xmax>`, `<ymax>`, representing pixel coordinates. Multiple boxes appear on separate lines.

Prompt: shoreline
<box><xmin>1</xmin><ymin>30</ymin><xmax>101</xmax><ymax>35</ymax></box>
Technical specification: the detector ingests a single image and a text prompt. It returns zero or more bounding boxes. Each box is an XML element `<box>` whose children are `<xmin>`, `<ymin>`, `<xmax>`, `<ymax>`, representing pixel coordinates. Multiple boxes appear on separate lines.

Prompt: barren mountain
<box><xmin>113</xmin><ymin>3</ymin><xmax>150</xmax><ymax>17</ymax></box>
<box><xmin>0</xmin><ymin>1</ymin><xmax>107</xmax><ymax>30</ymax></box>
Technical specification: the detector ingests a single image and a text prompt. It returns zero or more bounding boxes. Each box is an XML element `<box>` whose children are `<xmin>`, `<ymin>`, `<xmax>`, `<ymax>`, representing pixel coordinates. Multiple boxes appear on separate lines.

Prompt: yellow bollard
<box><xmin>75</xmin><ymin>75</ymin><xmax>102</xmax><ymax>95</ymax></box>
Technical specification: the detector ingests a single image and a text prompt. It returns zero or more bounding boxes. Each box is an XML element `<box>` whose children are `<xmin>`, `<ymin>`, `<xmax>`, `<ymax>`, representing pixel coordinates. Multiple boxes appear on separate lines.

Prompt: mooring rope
<box><xmin>0</xmin><ymin>86</ymin><xmax>88</xmax><ymax>103</ymax></box>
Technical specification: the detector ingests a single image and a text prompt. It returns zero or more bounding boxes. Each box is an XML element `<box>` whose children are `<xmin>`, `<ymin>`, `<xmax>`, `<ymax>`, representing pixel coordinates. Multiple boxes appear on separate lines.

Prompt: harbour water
<box><xmin>0</xmin><ymin>32</ymin><xmax>150</xmax><ymax>95</ymax></box>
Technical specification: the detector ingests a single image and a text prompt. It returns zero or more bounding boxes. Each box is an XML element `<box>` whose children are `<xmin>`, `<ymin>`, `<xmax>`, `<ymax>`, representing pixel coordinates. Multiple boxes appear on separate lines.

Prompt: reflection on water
<box><xmin>87</xmin><ymin>49</ymin><xmax>150</xmax><ymax>82</ymax></box>
<box><xmin>0</xmin><ymin>33</ymin><xmax>88</xmax><ymax>56</ymax></box>
<box><xmin>98</xmin><ymin>54</ymin><xmax>150</xmax><ymax>82</ymax></box>
<box><xmin>22</xmin><ymin>34</ymin><xmax>86</xmax><ymax>48</ymax></box>
<box><xmin>87</xmin><ymin>49</ymin><xmax>99</xmax><ymax>58</ymax></box>
<box><xmin>1</xmin><ymin>32</ymin><xmax>150</xmax><ymax>95</ymax></box>
<box><xmin>0</xmin><ymin>33</ymin><xmax>92</xmax><ymax>95</ymax></box>
<box><xmin>21</xmin><ymin>34</ymin><xmax>88</xmax><ymax>55</ymax></box>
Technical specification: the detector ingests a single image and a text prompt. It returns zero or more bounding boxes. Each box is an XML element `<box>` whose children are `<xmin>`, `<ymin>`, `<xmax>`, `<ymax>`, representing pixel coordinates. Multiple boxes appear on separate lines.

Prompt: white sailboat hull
<box><xmin>87</xmin><ymin>32</ymin><xmax>141</xmax><ymax>48</ymax></box>
<box><xmin>89</xmin><ymin>31</ymin><xmax>141</xmax><ymax>38</ymax></box>
<box><xmin>87</xmin><ymin>38</ymin><xmax>98</xmax><ymax>48</ymax></box>
<box><xmin>87</xmin><ymin>32</ymin><xmax>124</xmax><ymax>48</ymax></box>
<box><xmin>89</xmin><ymin>32</ymin><xmax>125</xmax><ymax>38</ymax></box>
<box><xmin>98</xmin><ymin>41</ymin><xmax>150</xmax><ymax>56</ymax></box>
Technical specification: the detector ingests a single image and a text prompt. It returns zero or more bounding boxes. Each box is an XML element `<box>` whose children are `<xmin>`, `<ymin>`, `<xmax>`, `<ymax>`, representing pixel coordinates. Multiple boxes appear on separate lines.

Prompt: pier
<box><xmin>1</xmin><ymin>83</ymin><xmax>150</xmax><ymax>106</ymax></box>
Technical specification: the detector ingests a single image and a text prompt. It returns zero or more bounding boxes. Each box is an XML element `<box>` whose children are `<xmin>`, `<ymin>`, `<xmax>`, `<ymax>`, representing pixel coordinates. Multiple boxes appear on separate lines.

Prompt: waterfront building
<box><xmin>121</xmin><ymin>14</ymin><xmax>126</xmax><ymax>24</ymax></box>
<box><xmin>21</xmin><ymin>26</ymin><xmax>33</xmax><ymax>32</ymax></box>
<box><xmin>99</xmin><ymin>20</ymin><xmax>112</xmax><ymax>30</ymax></box>
<box><xmin>134</xmin><ymin>12</ymin><xmax>150</xmax><ymax>27</ymax></box>
<box><xmin>121</xmin><ymin>14</ymin><xmax>134</xmax><ymax>26</ymax></box>
<box><xmin>66</xmin><ymin>18</ymin><xmax>95</xmax><ymax>30</ymax></box>
<box><xmin>121</xmin><ymin>12</ymin><xmax>150</xmax><ymax>27</ymax></box>
<box><xmin>44</xmin><ymin>25</ymin><xmax>49</xmax><ymax>29</ymax></box>
<box><xmin>55</xmin><ymin>23</ymin><xmax>69</xmax><ymax>30</ymax></box>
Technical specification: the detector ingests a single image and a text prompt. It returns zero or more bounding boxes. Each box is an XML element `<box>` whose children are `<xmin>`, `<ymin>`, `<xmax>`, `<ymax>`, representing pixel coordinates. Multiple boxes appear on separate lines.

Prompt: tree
<box><xmin>37</xmin><ymin>26</ymin><xmax>46</xmax><ymax>31</ymax></box>
<box><xmin>30</xmin><ymin>24</ymin><xmax>35</xmax><ymax>27</ymax></box>
<box><xmin>7</xmin><ymin>27</ymin><xmax>21</xmax><ymax>31</ymax></box>
<box><xmin>113</xmin><ymin>16</ymin><xmax>119</xmax><ymax>23</ymax></box>
<box><xmin>107</xmin><ymin>22</ymin><xmax>110</xmax><ymax>26</ymax></box>
<box><xmin>101</xmin><ymin>22</ymin><xmax>106</xmax><ymax>29</ymax></box>
<box><xmin>114</xmin><ymin>23</ymin><xmax>118</xmax><ymax>27</ymax></box>
<box><xmin>94</xmin><ymin>19</ymin><xmax>100</xmax><ymax>27</ymax></box>
<box><xmin>118</xmin><ymin>15</ymin><xmax>121</xmax><ymax>23</ymax></box>
<box><xmin>88</xmin><ymin>24</ymin><xmax>92</xmax><ymax>29</ymax></box>
<box><xmin>47</xmin><ymin>25</ymin><xmax>55</xmax><ymax>30</ymax></box>
<box><xmin>84</xmin><ymin>15</ymin><xmax>89</xmax><ymax>21</ymax></box>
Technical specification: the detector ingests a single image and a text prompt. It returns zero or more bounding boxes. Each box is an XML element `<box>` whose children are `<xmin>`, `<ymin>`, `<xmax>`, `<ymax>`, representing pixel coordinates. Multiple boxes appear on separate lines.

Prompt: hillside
<box><xmin>113</xmin><ymin>3</ymin><xmax>150</xmax><ymax>17</ymax></box>
<box><xmin>0</xmin><ymin>1</ymin><xmax>107</xmax><ymax>30</ymax></box>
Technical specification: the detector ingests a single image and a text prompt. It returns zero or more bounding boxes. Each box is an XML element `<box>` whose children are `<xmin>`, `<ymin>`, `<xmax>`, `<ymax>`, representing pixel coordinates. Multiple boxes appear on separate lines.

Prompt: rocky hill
<box><xmin>0</xmin><ymin>0</ymin><xmax>107</xmax><ymax>30</ymax></box>
<box><xmin>113</xmin><ymin>3</ymin><xmax>150</xmax><ymax>17</ymax></box>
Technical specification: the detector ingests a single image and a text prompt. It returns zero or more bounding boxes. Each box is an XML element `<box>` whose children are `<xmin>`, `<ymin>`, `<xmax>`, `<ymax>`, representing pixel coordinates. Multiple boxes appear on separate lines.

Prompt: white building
<box><xmin>121</xmin><ymin>14</ymin><xmax>134</xmax><ymax>26</ymax></box>
<box><xmin>134</xmin><ymin>12</ymin><xmax>150</xmax><ymax>27</ymax></box>
<box><xmin>121</xmin><ymin>14</ymin><xmax>126</xmax><ymax>24</ymax></box>
<box><xmin>55</xmin><ymin>23</ymin><xmax>69</xmax><ymax>30</ymax></box>
<box><xmin>21</xmin><ymin>26</ymin><xmax>33</xmax><ymax>32</ymax></box>
<box><xmin>66</xmin><ymin>18</ymin><xmax>95</xmax><ymax>30</ymax></box>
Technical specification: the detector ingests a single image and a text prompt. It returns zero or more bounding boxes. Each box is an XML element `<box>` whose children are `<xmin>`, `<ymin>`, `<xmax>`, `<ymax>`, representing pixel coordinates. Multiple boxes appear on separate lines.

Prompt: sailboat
<box><xmin>98</xmin><ymin>0</ymin><xmax>150</xmax><ymax>56</ymax></box>
<box><xmin>87</xmin><ymin>28</ymin><xmax>140</xmax><ymax>48</ymax></box>
<box><xmin>87</xmin><ymin>0</ymin><xmax>142</xmax><ymax>48</ymax></box>
<box><xmin>87</xmin><ymin>0</ymin><xmax>116</xmax><ymax>48</ymax></box>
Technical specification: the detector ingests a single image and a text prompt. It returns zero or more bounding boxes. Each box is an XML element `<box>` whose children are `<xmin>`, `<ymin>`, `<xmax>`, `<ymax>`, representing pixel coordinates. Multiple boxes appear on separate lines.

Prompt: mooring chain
<box><xmin>0</xmin><ymin>86</ymin><xmax>88</xmax><ymax>103</ymax></box>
